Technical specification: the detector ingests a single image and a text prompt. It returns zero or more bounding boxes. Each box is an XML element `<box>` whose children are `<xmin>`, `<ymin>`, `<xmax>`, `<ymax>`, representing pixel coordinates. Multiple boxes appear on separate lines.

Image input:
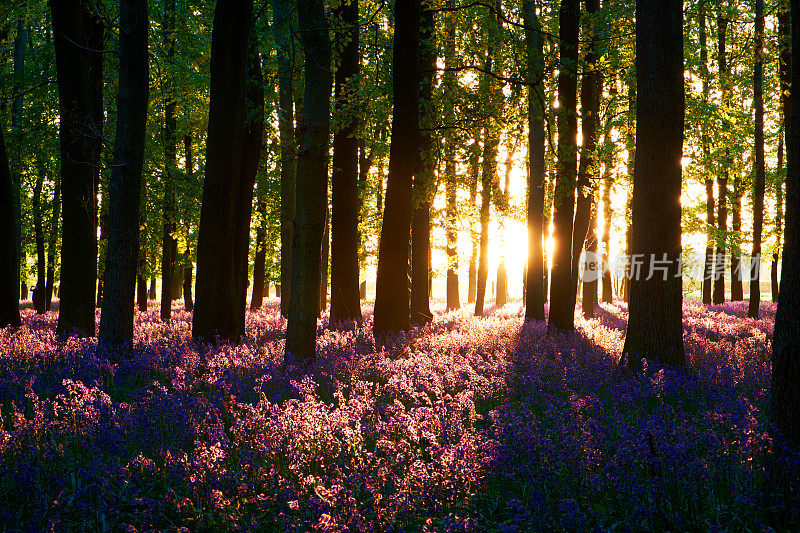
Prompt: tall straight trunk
<box><xmin>285</xmin><ymin>0</ymin><xmax>331</xmax><ymax>361</ymax></box>
<box><xmin>12</xmin><ymin>19</ymin><xmax>26</xmax><ymax>301</ymax></box>
<box><xmin>474</xmin><ymin>133</ymin><xmax>494</xmax><ymax>317</ymax></box>
<box><xmin>96</xmin><ymin>200</ymin><xmax>107</xmax><ymax>308</ymax></box>
<box><xmin>0</xmin><ymin>127</ymin><xmax>20</xmax><ymax>327</ymax></box>
<box><xmin>149</xmin><ymin>276</ymin><xmax>156</xmax><ymax>299</ymax></box>
<box><xmin>373</xmin><ymin>0</ymin><xmax>421</xmax><ymax>336</ymax></box>
<box><xmin>713</xmin><ymin>15</ymin><xmax>729</xmax><ymax>305</ymax></box>
<box><xmin>45</xmin><ymin>168</ymin><xmax>60</xmax><ymax>310</ymax></box>
<box><xmin>748</xmin><ymin>0</ymin><xmax>765</xmax><ymax>318</ymax></box>
<box><xmin>192</xmin><ymin>0</ymin><xmax>254</xmax><ymax>343</ymax></box>
<box><xmin>444</xmin><ymin>0</ymin><xmax>460</xmax><ymax>311</ymax></box>
<box><xmin>770</xmin><ymin>0</ymin><xmax>800</xmax><ymax>446</ymax></box>
<box><xmin>52</xmin><ymin>0</ymin><xmax>102</xmax><ymax>338</ymax></box>
<box><xmin>699</xmin><ymin>1</ymin><xmax>715</xmax><ymax>305</ymax></box>
<box><xmin>330</xmin><ymin>0</ymin><xmax>362</xmax><ymax>323</ymax></box>
<box><xmin>98</xmin><ymin>0</ymin><xmax>149</xmax><ymax>349</ymax></box>
<box><xmin>601</xmin><ymin>165</ymin><xmax>613</xmax><ymax>303</ymax></box>
<box><xmin>161</xmin><ymin>0</ymin><xmax>178</xmax><ymax>321</ymax></box>
<box><xmin>571</xmin><ymin>0</ymin><xmax>602</xmax><ymax>319</ymax></box>
<box><xmin>411</xmin><ymin>6</ymin><xmax>436</xmax><ymax>326</ymax></box>
<box><xmin>622</xmin><ymin>0</ymin><xmax>685</xmax><ymax>369</ymax></box>
<box><xmin>547</xmin><ymin>0</ymin><xmax>580</xmax><ymax>330</ymax></box>
<box><xmin>136</xmin><ymin>275</ymin><xmax>147</xmax><ymax>311</ymax></box>
<box><xmin>583</xmin><ymin>205</ymin><xmax>598</xmax><ymax>317</ymax></box>
<box><xmin>32</xmin><ymin>172</ymin><xmax>46</xmax><ymax>313</ymax></box>
<box><xmin>775</xmin><ymin>6</ymin><xmax>791</xmax><ymax>303</ymax></box>
<box><xmin>621</xmin><ymin>73</ymin><xmax>635</xmax><ymax>303</ymax></box>
<box><xmin>523</xmin><ymin>0</ymin><xmax>546</xmax><ymax>321</ymax></box>
<box><xmin>251</xmin><ymin>199</ymin><xmax>268</xmax><ymax>310</ymax></box>
<box><xmin>273</xmin><ymin>0</ymin><xmax>296</xmax><ymax>318</ymax></box>
<box><xmin>731</xmin><ymin>177</ymin><xmax>743</xmax><ymax>300</ymax></box>
<box><xmin>320</xmin><ymin>208</ymin><xmax>329</xmax><ymax>314</ymax></box>
<box><xmin>467</xmin><ymin>141</ymin><xmax>479</xmax><ymax>303</ymax></box>
<box><xmin>182</xmin><ymin>133</ymin><xmax>194</xmax><ymax>311</ymax></box>
<box><xmin>237</xmin><ymin>46</ymin><xmax>265</xmax><ymax>316</ymax></box>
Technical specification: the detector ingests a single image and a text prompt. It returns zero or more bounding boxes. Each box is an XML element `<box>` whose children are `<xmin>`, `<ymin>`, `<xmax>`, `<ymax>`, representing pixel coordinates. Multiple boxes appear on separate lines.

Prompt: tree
<box><xmin>712</xmin><ymin>14</ymin><xmax>729</xmax><ymax>305</ymax></box>
<box><xmin>192</xmin><ymin>0</ymin><xmax>253</xmax><ymax>344</ymax></box>
<box><xmin>524</xmin><ymin>0</ymin><xmax>546</xmax><ymax>321</ymax></box>
<box><xmin>285</xmin><ymin>0</ymin><xmax>332</xmax><ymax>363</ymax></box>
<box><xmin>273</xmin><ymin>0</ymin><xmax>295</xmax><ymax>318</ymax></box>
<box><xmin>748</xmin><ymin>0</ymin><xmax>765</xmax><ymax>319</ymax></box>
<box><xmin>699</xmin><ymin>0</ymin><xmax>715</xmax><ymax>305</ymax></box>
<box><xmin>161</xmin><ymin>0</ymin><xmax>178</xmax><ymax>321</ymax></box>
<box><xmin>411</xmin><ymin>5</ymin><xmax>436</xmax><ymax>326</ymax></box>
<box><xmin>373</xmin><ymin>0</ymin><xmax>421</xmax><ymax>336</ymax></box>
<box><xmin>443</xmin><ymin>0</ymin><xmax>460</xmax><ymax>312</ymax></box>
<box><xmin>622</xmin><ymin>0</ymin><xmax>685</xmax><ymax>369</ymax></box>
<box><xmin>330</xmin><ymin>0</ymin><xmax>362</xmax><ymax>324</ymax></box>
<box><xmin>771</xmin><ymin>0</ymin><xmax>800</xmax><ymax>446</ymax></box>
<box><xmin>98</xmin><ymin>0</ymin><xmax>149</xmax><ymax>349</ymax></box>
<box><xmin>51</xmin><ymin>0</ymin><xmax>103</xmax><ymax>338</ymax></box>
<box><xmin>547</xmin><ymin>0</ymin><xmax>580</xmax><ymax>330</ymax></box>
<box><xmin>0</xmin><ymin>127</ymin><xmax>20</xmax><ymax>328</ymax></box>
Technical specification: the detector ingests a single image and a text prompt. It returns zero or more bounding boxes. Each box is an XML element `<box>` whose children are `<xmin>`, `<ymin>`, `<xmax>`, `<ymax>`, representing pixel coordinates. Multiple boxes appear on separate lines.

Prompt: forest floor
<box><xmin>0</xmin><ymin>298</ymin><xmax>797</xmax><ymax>531</ymax></box>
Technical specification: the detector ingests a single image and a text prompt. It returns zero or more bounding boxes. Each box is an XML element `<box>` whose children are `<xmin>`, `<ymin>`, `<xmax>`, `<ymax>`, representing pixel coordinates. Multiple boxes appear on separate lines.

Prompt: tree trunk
<box><xmin>748</xmin><ymin>0</ymin><xmax>765</xmax><ymax>318</ymax></box>
<box><xmin>149</xmin><ymin>276</ymin><xmax>156</xmax><ymax>299</ymax></box>
<box><xmin>523</xmin><ymin>0</ymin><xmax>546</xmax><ymax>321</ymax></box>
<box><xmin>319</xmin><ymin>208</ymin><xmax>329</xmax><ymax>314</ymax></box>
<box><xmin>583</xmin><ymin>205</ymin><xmax>599</xmax><ymax>318</ymax></box>
<box><xmin>285</xmin><ymin>0</ymin><xmax>331</xmax><ymax>362</ymax></box>
<box><xmin>12</xmin><ymin>19</ymin><xmax>26</xmax><ymax>307</ymax></box>
<box><xmin>330</xmin><ymin>0</ymin><xmax>362</xmax><ymax>324</ymax></box>
<box><xmin>467</xmin><ymin>141</ymin><xmax>479</xmax><ymax>303</ymax></box>
<box><xmin>547</xmin><ymin>0</ymin><xmax>580</xmax><ymax>330</ymax></box>
<box><xmin>273</xmin><ymin>0</ymin><xmax>295</xmax><ymax>318</ymax></box>
<box><xmin>411</xmin><ymin>6</ymin><xmax>436</xmax><ymax>326</ymax></box>
<box><xmin>444</xmin><ymin>0</ymin><xmax>460</xmax><ymax>311</ymax></box>
<box><xmin>601</xmin><ymin>165</ymin><xmax>613</xmax><ymax>303</ymax></box>
<box><xmin>192</xmin><ymin>0</ymin><xmax>253</xmax><ymax>343</ymax></box>
<box><xmin>373</xmin><ymin>0</ymin><xmax>421</xmax><ymax>336</ymax></box>
<box><xmin>96</xmin><ymin>200</ymin><xmax>107</xmax><ymax>308</ymax></box>
<box><xmin>774</xmin><ymin>132</ymin><xmax>784</xmax><ymax>302</ymax></box>
<box><xmin>98</xmin><ymin>0</ymin><xmax>149</xmax><ymax>350</ymax></box>
<box><xmin>251</xmin><ymin>199</ymin><xmax>268</xmax><ymax>310</ymax></box>
<box><xmin>32</xmin><ymin>172</ymin><xmax>46</xmax><ymax>314</ymax></box>
<box><xmin>45</xmin><ymin>167</ymin><xmax>60</xmax><ymax>311</ymax></box>
<box><xmin>475</xmin><ymin>130</ymin><xmax>496</xmax><ymax>316</ymax></box>
<box><xmin>775</xmin><ymin>6</ymin><xmax>791</xmax><ymax>303</ymax></box>
<box><xmin>699</xmin><ymin>1</ymin><xmax>715</xmax><ymax>305</ymax></box>
<box><xmin>0</xmin><ymin>127</ymin><xmax>20</xmax><ymax>327</ymax></box>
<box><xmin>183</xmin><ymin>133</ymin><xmax>194</xmax><ymax>312</ymax></box>
<box><xmin>136</xmin><ymin>275</ymin><xmax>147</xmax><ymax>312</ymax></box>
<box><xmin>713</xmin><ymin>16</ymin><xmax>729</xmax><ymax>305</ymax></box>
<box><xmin>161</xmin><ymin>0</ymin><xmax>178</xmax><ymax>321</ymax></box>
<box><xmin>52</xmin><ymin>0</ymin><xmax>102</xmax><ymax>338</ymax></box>
<box><xmin>770</xmin><ymin>0</ymin><xmax>800</xmax><ymax>447</ymax></box>
<box><xmin>622</xmin><ymin>0</ymin><xmax>685</xmax><ymax>369</ymax></box>
<box><xmin>731</xmin><ymin>176</ymin><xmax>743</xmax><ymax>301</ymax></box>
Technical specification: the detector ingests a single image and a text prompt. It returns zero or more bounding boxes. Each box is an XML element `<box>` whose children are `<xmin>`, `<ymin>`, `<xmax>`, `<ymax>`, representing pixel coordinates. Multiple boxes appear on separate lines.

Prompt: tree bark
<box><xmin>12</xmin><ymin>19</ymin><xmax>26</xmax><ymax>305</ymax></box>
<box><xmin>699</xmin><ymin>1</ymin><xmax>715</xmax><ymax>305</ymax></box>
<box><xmin>98</xmin><ymin>0</ymin><xmax>149</xmax><ymax>349</ymax></box>
<box><xmin>192</xmin><ymin>0</ymin><xmax>253</xmax><ymax>343</ymax></box>
<box><xmin>622</xmin><ymin>0</ymin><xmax>685</xmax><ymax>369</ymax></box>
<box><xmin>0</xmin><ymin>127</ymin><xmax>20</xmax><ymax>327</ymax></box>
<box><xmin>160</xmin><ymin>0</ymin><xmax>178</xmax><ymax>321</ymax></box>
<box><xmin>32</xmin><ymin>172</ymin><xmax>46</xmax><ymax>313</ymax></box>
<box><xmin>330</xmin><ymin>0</ymin><xmax>362</xmax><ymax>324</ymax></box>
<box><xmin>713</xmin><ymin>15</ymin><xmax>729</xmax><ymax>305</ymax></box>
<box><xmin>411</xmin><ymin>5</ymin><xmax>436</xmax><ymax>326</ymax></box>
<box><xmin>273</xmin><ymin>0</ymin><xmax>296</xmax><ymax>318</ymax></box>
<box><xmin>373</xmin><ymin>0</ymin><xmax>421</xmax><ymax>336</ymax></box>
<box><xmin>443</xmin><ymin>0</ymin><xmax>460</xmax><ymax>311</ymax></box>
<box><xmin>547</xmin><ymin>0</ymin><xmax>580</xmax><ymax>330</ymax></box>
<box><xmin>523</xmin><ymin>0</ymin><xmax>546</xmax><ymax>321</ymax></box>
<box><xmin>475</xmin><ymin>130</ymin><xmax>497</xmax><ymax>316</ymax></box>
<box><xmin>467</xmin><ymin>141</ymin><xmax>479</xmax><ymax>303</ymax></box>
<box><xmin>183</xmin><ymin>133</ymin><xmax>194</xmax><ymax>312</ymax></box>
<box><xmin>285</xmin><ymin>0</ymin><xmax>331</xmax><ymax>362</ymax></box>
<box><xmin>770</xmin><ymin>0</ymin><xmax>800</xmax><ymax>447</ymax></box>
<box><xmin>251</xmin><ymin>199</ymin><xmax>268</xmax><ymax>310</ymax></box>
<box><xmin>601</xmin><ymin>163</ymin><xmax>613</xmax><ymax>303</ymax></box>
<box><xmin>748</xmin><ymin>0</ymin><xmax>765</xmax><ymax>318</ymax></box>
<box><xmin>52</xmin><ymin>0</ymin><xmax>102</xmax><ymax>338</ymax></box>
<box><xmin>45</xmin><ymin>166</ymin><xmax>60</xmax><ymax>311</ymax></box>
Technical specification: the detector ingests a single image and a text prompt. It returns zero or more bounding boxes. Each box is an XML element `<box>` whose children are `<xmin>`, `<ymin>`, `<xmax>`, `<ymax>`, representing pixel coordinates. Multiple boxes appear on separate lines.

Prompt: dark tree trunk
<box><xmin>98</xmin><ymin>0</ymin><xmax>149</xmax><ymax>349</ymax></box>
<box><xmin>573</xmin><ymin>0</ymin><xmax>602</xmax><ymax>319</ymax></box>
<box><xmin>373</xmin><ymin>0</ymin><xmax>421</xmax><ymax>336</ymax></box>
<box><xmin>149</xmin><ymin>276</ymin><xmax>156</xmax><ymax>299</ymax></box>
<box><xmin>161</xmin><ymin>0</ymin><xmax>178</xmax><ymax>321</ymax></box>
<box><xmin>713</xmin><ymin>16</ymin><xmax>729</xmax><ymax>305</ymax></box>
<box><xmin>583</xmin><ymin>206</ymin><xmax>599</xmax><ymax>318</ymax></box>
<box><xmin>775</xmin><ymin>6</ymin><xmax>791</xmax><ymax>303</ymax></box>
<box><xmin>699</xmin><ymin>1</ymin><xmax>714</xmax><ymax>305</ymax></box>
<box><xmin>0</xmin><ymin>127</ymin><xmax>20</xmax><ymax>327</ymax></box>
<box><xmin>52</xmin><ymin>0</ymin><xmax>102</xmax><ymax>338</ymax></box>
<box><xmin>183</xmin><ymin>134</ymin><xmax>194</xmax><ymax>312</ymax></box>
<box><xmin>475</xmin><ymin>131</ymin><xmax>496</xmax><ymax>317</ymax></box>
<box><xmin>45</xmin><ymin>168</ymin><xmax>60</xmax><ymax>311</ymax></box>
<box><xmin>444</xmin><ymin>0</ymin><xmax>459</xmax><ymax>311</ymax></box>
<box><xmin>96</xmin><ymin>202</ymin><xmax>107</xmax><ymax>308</ymax></box>
<box><xmin>748</xmin><ymin>0</ymin><xmax>765</xmax><ymax>318</ymax></box>
<box><xmin>192</xmin><ymin>0</ymin><xmax>254</xmax><ymax>343</ymax></box>
<box><xmin>237</xmin><ymin>46</ymin><xmax>265</xmax><ymax>316</ymax></box>
<box><xmin>136</xmin><ymin>275</ymin><xmax>147</xmax><ymax>312</ymax></box>
<box><xmin>622</xmin><ymin>0</ymin><xmax>685</xmax><ymax>369</ymax></box>
<box><xmin>601</xmin><ymin>165</ymin><xmax>613</xmax><ymax>303</ymax></box>
<box><xmin>273</xmin><ymin>0</ymin><xmax>295</xmax><ymax>318</ymax></box>
<box><xmin>32</xmin><ymin>172</ymin><xmax>46</xmax><ymax>314</ymax></box>
<box><xmin>320</xmin><ymin>209</ymin><xmax>329</xmax><ymax>314</ymax></box>
<box><xmin>330</xmin><ymin>0</ymin><xmax>362</xmax><ymax>324</ymax></box>
<box><xmin>774</xmin><ymin>132</ymin><xmax>785</xmax><ymax>303</ymax></box>
<box><xmin>251</xmin><ymin>199</ymin><xmax>268</xmax><ymax>310</ymax></box>
<box><xmin>731</xmin><ymin>177</ymin><xmax>743</xmax><ymax>301</ymax></box>
<box><xmin>547</xmin><ymin>0</ymin><xmax>580</xmax><ymax>330</ymax></box>
<box><xmin>284</xmin><ymin>0</ymin><xmax>331</xmax><ymax>362</ymax></box>
<box><xmin>12</xmin><ymin>19</ymin><xmax>26</xmax><ymax>306</ymax></box>
<box><xmin>467</xmin><ymin>142</ymin><xmax>479</xmax><ymax>303</ymax></box>
<box><xmin>523</xmin><ymin>0</ymin><xmax>546</xmax><ymax>321</ymax></box>
<box><xmin>411</xmin><ymin>6</ymin><xmax>436</xmax><ymax>326</ymax></box>
<box><xmin>770</xmin><ymin>0</ymin><xmax>800</xmax><ymax>447</ymax></box>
